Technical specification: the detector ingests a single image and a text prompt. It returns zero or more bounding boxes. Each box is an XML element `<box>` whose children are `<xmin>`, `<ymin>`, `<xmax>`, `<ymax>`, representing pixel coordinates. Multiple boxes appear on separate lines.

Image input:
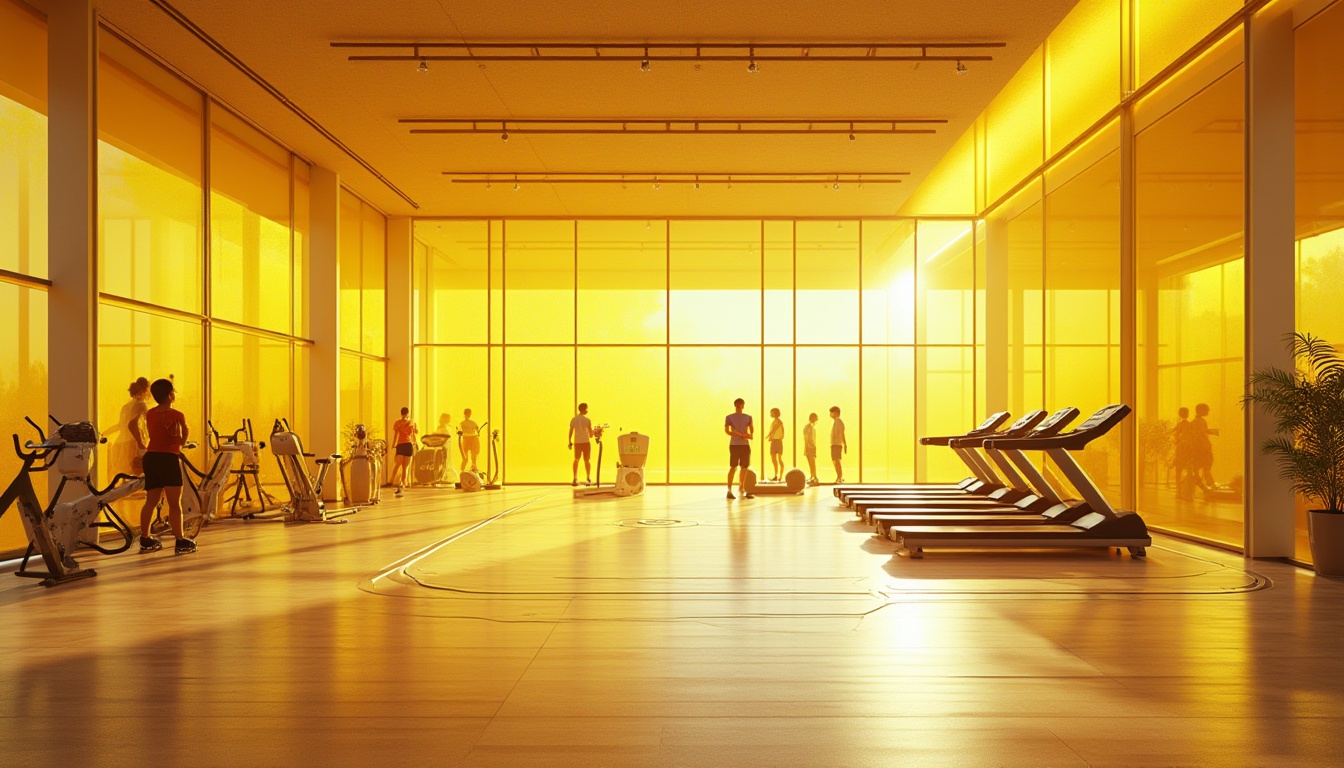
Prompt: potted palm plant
<box><xmin>1244</xmin><ymin>333</ymin><xmax>1344</xmax><ymax>576</ymax></box>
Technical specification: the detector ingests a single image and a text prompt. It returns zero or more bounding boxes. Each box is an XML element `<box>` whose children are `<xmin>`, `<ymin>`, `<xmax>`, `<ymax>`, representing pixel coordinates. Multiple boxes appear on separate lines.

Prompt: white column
<box><xmin>308</xmin><ymin>166</ymin><xmax>341</xmax><ymax>472</ymax></box>
<box><xmin>1244</xmin><ymin>8</ymin><xmax>1297</xmax><ymax>558</ymax></box>
<box><xmin>47</xmin><ymin>0</ymin><xmax>98</xmax><ymax>427</ymax></box>
<box><xmin>386</xmin><ymin>217</ymin><xmax>413</xmax><ymax>428</ymax></box>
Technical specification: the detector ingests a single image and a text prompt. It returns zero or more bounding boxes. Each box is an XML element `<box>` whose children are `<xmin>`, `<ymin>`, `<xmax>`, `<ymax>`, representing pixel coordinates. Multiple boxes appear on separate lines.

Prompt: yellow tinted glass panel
<box><xmin>668</xmin><ymin>347</ymin><xmax>761</xmax><ymax>482</ymax></box>
<box><xmin>917</xmin><ymin>346</ymin><xmax>976</xmax><ymax>482</ymax></box>
<box><xmin>210</xmin><ymin>328</ymin><xmax>291</xmax><ymax>486</ymax></box>
<box><xmin>577</xmin><ymin>347</ymin><xmax>667</xmax><ymax>483</ymax></box>
<box><xmin>505</xmin><ymin>220</ymin><xmax>574</xmax><ymax>344</ymax></box>
<box><xmin>1135</xmin><ymin>57</ymin><xmax>1244</xmax><ymax>547</ymax></box>
<box><xmin>1047</xmin><ymin>0</ymin><xmax>1121</xmax><ymax>154</ymax></box>
<box><xmin>414</xmin><ymin>346</ymin><xmax>489</xmax><ymax>450</ymax></box>
<box><xmin>0</xmin><ymin>0</ymin><xmax>47</xmax><ymax>280</ymax></box>
<box><xmin>97</xmin><ymin>304</ymin><xmax>205</xmax><ymax>518</ymax></box>
<box><xmin>861</xmin><ymin>220</ymin><xmax>915</xmax><ymax>345</ymax></box>
<box><xmin>339</xmin><ymin>351</ymin><xmax>361</xmax><ymax>436</ymax></box>
<box><xmin>764</xmin><ymin>221</ymin><xmax>793</xmax><ymax>345</ymax></box>
<box><xmin>796</xmin><ymin>221</ymin><xmax>859</xmax><ymax>344</ymax></box>
<box><xmin>763</xmin><ymin>346</ymin><xmax>794</xmax><ymax>464</ymax></box>
<box><xmin>293</xmin><ymin>160</ymin><xmax>310</xmax><ymax>338</ymax></box>
<box><xmin>669</xmin><ymin>221</ymin><xmax>761</xmax><ymax>344</ymax></box>
<box><xmin>577</xmin><ymin>220</ymin><xmax>666</xmax><ymax>344</ymax></box>
<box><xmin>503</xmin><ymin>347</ymin><xmax>573</xmax><ymax>482</ymax></box>
<box><xmin>338</xmin><ymin>191</ymin><xmax>362</xmax><ymax>350</ymax></box>
<box><xmin>1004</xmin><ymin>185</ymin><xmax>1045</xmax><ymax>415</ymax></box>
<box><xmin>98</xmin><ymin>31</ymin><xmax>203</xmax><ymax>314</ymax></box>
<box><xmin>363</xmin><ymin>358</ymin><xmax>387</xmax><ymax>441</ymax></box>
<box><xmin>0</xmin><ymin>283</ymin><xmax>47</xmax><ymax>552</ymax></box>
<box><xmin>210</xmin><ymin>107</ymin><xmax>291</xmax><ymax>334</ymax></box>
<box><xmin>917</xmin><ymin>220</ymin><xmax>976</xmax><ymax>345</ymax></box>
<box><xmin>415</xmin><ymin>221</ymin><xmax>488</xmax><ymax>344</ymax></box>
<box><xmin>361</xmin><ymin>204</ymin><xmax>386</xmax><ymax>357</ymax></box>
<box><xmin>861</xmin><ymin>346</ymin><xmax>915</xmax><ymax>483</ymax></box>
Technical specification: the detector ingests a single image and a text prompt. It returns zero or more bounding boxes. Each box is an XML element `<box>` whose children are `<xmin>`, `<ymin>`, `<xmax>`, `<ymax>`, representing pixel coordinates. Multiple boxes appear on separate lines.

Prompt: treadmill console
<box><xmin>1069</xmin><ymin>404</ymin><xmax>1131</xmax><ymax>435</ymax></box>
<box><xmin>1027</xmin><ymin>407</ymin><xmax>1080</xmax><ymax>437</ymax></box>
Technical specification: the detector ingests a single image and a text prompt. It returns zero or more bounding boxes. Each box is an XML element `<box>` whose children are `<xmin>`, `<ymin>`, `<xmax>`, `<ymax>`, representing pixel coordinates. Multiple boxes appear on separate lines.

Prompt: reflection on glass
<box><xmin>577</xmin><ymin>221</ymin><xmax>666</xmax><ymax>344</ymax></box>
<box><xmin>1135</xmin><ymin>47</ymin><xmax>1245</xmax><ymax>547</ymax></box>
<box><xmin>0</xmin><ymin>284</ymin><xmax>47</xmax><ymax>551</ymax></box>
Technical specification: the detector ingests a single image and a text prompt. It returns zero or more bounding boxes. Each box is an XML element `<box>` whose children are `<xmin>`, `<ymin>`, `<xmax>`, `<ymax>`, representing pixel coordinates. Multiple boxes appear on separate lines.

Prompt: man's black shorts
<box><xmin>729</xmin><ymin>444</ymin><xmax>751</xmax><ymax>468</ymax></box>
<box><xmin>143</xmin><ymin>451</ymin><xmax>183</xmax><ymax>490</ymax></box>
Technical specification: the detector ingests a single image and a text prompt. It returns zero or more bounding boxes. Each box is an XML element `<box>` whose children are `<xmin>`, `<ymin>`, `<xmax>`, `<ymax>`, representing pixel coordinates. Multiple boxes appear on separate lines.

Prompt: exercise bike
<box><xmin>148</xmin><ymin>440</ymin><xmax>237</xmax><ymax>539</ymax></box>
<box><xmin>457</xmin><ymin>424</ymin><xmax>502</xmax><ymax>492</ymax></box>
<box><xmin>2</xmin><ymin>416</ymin><xmax>140</xmax><ymax>587</ymax></box>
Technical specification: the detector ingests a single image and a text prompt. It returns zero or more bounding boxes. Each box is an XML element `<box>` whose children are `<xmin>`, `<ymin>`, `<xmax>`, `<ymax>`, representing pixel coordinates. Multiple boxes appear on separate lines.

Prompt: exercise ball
<box><xmin>783</xmin><ymin>468</ymin><xmax>807</xmax><ymax>493</ymax></box>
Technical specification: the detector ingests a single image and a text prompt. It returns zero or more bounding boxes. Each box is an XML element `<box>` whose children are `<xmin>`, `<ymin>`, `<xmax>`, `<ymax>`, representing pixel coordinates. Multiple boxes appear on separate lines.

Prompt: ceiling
<box><xmin>92</xmin><ymin>0</ymin><xmax>1080</xmax><ymax>218</ymax></box>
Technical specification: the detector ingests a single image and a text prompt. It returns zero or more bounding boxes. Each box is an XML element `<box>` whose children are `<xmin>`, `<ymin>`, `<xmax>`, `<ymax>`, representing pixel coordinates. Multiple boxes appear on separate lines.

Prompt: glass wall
<box><xmin>0</xmin><ymin>0</ymin><xmax>48</xmax><ymax>554</ymax></box>
<box><xmin>95</xmin><ymin>29</ymin><xmax>315</xmax><ymax>524</ymax></box>
<box><xmin>1294</xmin><ymin>1</ymin><xmax>1344</xmax><ymax>563</ymax></box>
<box><xmin>338</xmin><ymin>190</ymin><xmax>388</xmax><ymax>445</ymax></box>
<box><xmin>413</xmin><ymin>218</ymin><xmax>981</xmax><ymax>484</ymax></box>
<box><xmin>1134</xmin><ymin>32</ymin><xmax>1245</xmax><ymax>548</ymax></box>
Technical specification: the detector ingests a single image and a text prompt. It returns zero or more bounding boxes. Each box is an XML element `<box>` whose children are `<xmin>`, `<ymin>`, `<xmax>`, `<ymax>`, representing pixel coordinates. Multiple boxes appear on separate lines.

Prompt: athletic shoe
<box><xmin>744</xmin><ymin>494</ymin><xmax>755</xmax><ymax>499</ymax></box>
<box><xmin>726</xmin><ymin>491</ymin><xmax>735</xmax><ymax>499</ymax></box>
<box><xmin>139</xmin><ymin>536</ymin><xmax>163</xmax><ymax>553</ymax></box>
<box><xmin>395</xmin><ymin>485</ymin><xmax>404</xmax><ymax>497</ymax></box>
<box><xmin>572</xmin><ymin>480</ymin><xmax>578</xmax><ymax>487</ymax></box>
<box><xmin>584</xmin><ymin>480</ymin><xmax>591</xmax><ymax>487</ymax></box>
<box><xmin>173</xmin><ymin>539</ymin><xmax>196</xmax><ymax>555</ymax></box>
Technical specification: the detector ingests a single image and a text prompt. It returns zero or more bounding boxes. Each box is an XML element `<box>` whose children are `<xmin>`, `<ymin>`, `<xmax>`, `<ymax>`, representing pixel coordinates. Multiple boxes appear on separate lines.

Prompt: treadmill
<box><xmin>886</xmin><ymin>404</ymin><xmax>1150</xmax><ymax>559</ymax></box>
<box><xmin>854</xmin><ymin>408</ymin><xmax>1081</xmax><ymax>525</ymax></box>
<box><xmin>832</xmin><ymin>411</ymin><xmax>1013</xmax><ymax>499</ymax></box>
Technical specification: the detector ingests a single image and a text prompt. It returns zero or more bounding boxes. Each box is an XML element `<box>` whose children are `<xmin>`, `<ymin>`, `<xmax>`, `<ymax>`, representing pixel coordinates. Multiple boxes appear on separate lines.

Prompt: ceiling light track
<box><xmin>404</xmin><ymin>118</ymin><xmax>946</xmax><ymax>137</ymax></box>
<box><xmin>444</xmin><ymin>172</ymin><xmax>908</xmax><ymax>186</ymax></box>
<box><xmin>332</xmin><ymin>40</ymin><xmax>1004</xmax><ymax>64</ymax></box>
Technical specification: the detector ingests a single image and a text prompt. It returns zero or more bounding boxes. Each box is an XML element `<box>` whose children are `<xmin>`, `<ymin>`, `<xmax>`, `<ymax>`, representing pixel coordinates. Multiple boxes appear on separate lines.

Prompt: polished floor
<box><xmin>2</xmin><ymin>485</ymin><xmax>1342</xmax><ymax>767</ymax></box>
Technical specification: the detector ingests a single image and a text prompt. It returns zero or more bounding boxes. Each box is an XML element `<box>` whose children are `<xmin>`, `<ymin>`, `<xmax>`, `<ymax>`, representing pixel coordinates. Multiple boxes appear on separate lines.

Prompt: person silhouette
<box><xmin>108</xmin><ymin>377</ymin><xmax>151</xmax><ymax>476</ymax></box>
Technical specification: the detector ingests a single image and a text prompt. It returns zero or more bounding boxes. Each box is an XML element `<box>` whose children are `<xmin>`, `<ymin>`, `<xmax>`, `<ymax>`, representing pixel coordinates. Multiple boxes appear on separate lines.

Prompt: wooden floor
<box><xmin>2</xmin><ymin>485</ymin><xmax>1342</xmax><ymax>767</ymax></box>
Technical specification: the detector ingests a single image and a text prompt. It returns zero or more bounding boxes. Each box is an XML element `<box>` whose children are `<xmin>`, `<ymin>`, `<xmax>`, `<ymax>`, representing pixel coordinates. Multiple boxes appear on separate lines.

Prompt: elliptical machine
<box><xmin>457</xmin><ymin>423</ymin><xmax>502</xmax><ymax>492</ymax></box>
<box><xmin>1</xmin><ymin>416</ymin><xmax>141</xmax><ymax>587</ymax></box>
<box><xmin>148</xmin><ymin>440</ymin><xmax>238</xmax><ymax>539</ymax></box>
<box><xmin>413</xmin><ymin>432</ymin><xmax>457</xmax><ymax>487</ymax></box>
<box><xmin>208</xmin><ymin>419</ymin><xmax>278</xmax><ymax>518</ymax></box>
<box><xmin>269</xmin><ymin>418</ymin><xmax>353</xmax><ymax>523</ymax></box>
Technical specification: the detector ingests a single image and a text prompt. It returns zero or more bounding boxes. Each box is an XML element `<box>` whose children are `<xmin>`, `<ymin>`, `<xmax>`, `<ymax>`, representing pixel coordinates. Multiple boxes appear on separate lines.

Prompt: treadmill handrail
<box><xmin>985</xmin><ymin>404</ymin><xmax>1130</xmax><ymax>452</ymax></box>
<box><xmin>949</xmin><ymin>409</ymin><xmax>1052</xmax><ymax>448</ymax></box>
<box><xmin>919</xmin><ymin>411</ymin><xmax>1011</xmax><ymax>446</ymax></box>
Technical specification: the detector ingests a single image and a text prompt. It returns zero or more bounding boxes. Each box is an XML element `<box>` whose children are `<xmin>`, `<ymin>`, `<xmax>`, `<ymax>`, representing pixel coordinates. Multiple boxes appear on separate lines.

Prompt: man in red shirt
<box><xmin>138</xmin><ymin>378</ymin><xmax>195</xmax><ymax>554</ymax></box>
<box><xmin>391</xmin><ymin>407</ymin><xmax>418</xmax><ymax>495</ymax></box>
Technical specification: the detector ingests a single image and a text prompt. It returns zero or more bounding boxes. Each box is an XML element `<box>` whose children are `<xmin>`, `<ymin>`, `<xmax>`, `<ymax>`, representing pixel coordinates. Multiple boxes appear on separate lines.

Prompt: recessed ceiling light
<box><xmin>640</xmin><ymin>48</ymin><xmax>651</xmax><ymax>73</ymax></box>
<box><xmin>956</xmin><ymin>60</ymin><xmax>968</xmax><ymax>75</ymax></box>
<box><xmin>417</xmin><ymin>58</ymin><xmax>429</xmax><ymax>73</ymax></box>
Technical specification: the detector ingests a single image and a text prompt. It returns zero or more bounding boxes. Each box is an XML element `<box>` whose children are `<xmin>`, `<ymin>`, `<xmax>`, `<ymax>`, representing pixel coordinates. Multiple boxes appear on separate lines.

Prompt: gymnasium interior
<box><xmin>3</xmin><ymin>0</ymin><xmax>1344</xmax><ymax>765</ymax></box>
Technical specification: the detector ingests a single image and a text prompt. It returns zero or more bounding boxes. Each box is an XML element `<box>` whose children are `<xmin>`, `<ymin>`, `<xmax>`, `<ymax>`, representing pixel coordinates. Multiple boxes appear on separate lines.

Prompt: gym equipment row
<box><xmin>574</xmin><ymin>427</ymin><xmax>650</xmax><ymax>499</ymax></box>
<box><xmin>841</xmin><ymin>405</ymin><xmax>1151</xmax><ymax>559</ymax></box>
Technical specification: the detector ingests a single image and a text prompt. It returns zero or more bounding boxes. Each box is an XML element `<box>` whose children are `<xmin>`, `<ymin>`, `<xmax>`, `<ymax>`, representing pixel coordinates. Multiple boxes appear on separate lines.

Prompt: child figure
<box><xmin>138</xmin><ymin>378</ymin><xmax>195</xmax><ymax>554</ymax></box>
<box><xmin>767</xmin><ymin>408</ymin><xmax>785</xmax><ymax>482</ymax></box>
<box><xmin>802</xmin><ymin>412</ymin><xmax>819</xmax><ymax>486</ymax></box>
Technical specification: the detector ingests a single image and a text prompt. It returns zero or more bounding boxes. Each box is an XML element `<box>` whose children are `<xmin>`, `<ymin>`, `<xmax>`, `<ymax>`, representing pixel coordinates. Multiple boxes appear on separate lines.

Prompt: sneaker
<box><xmin>139</xmin><ymin>536</ymin><xmax>162</xmax><ymax>553</ymax></box>
<box><xmin>584</xmin><ymin>480</ymin><xmax>591</xmax><ymax>487</ymax></box>
<box><xmin>572</xmin><ymin>480</ymin><xmax>578</xmax><ymax>487</ymax></box>
<box><xmin>726</xmin><ymin>491</ymin><xmax>735</xmax><ymax>499</ymax></box>
<box><xmin>744</xmin><ymin>494</ymin><xmax>756</xmax><ymax>499</ymax></box>
<box><xmin>395</xmin><ymin>485</ymin><xmax>404</xmax><ymax>497</ymax></box>
<box><xmin>173</xmin><ymin>539</ymin><xmax>196</xmax><ymax>555</ymax></box>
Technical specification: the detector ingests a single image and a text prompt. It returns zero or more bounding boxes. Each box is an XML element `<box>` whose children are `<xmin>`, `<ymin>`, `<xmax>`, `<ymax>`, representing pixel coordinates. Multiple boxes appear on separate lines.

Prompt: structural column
<box><xmin>308</xmin><ymin>166</ymin><xmax>341</xmax><ymax>477</ymax></box>
<box><xmin>1243</xmin><ymin>7</ymin><xmax>1297</xmax><ymax>558</ymax></box>
<box><xmin>47</xmin><ymin>0</ymin><xmax>98</xmax><ymax>427</ymax></box>
<box><xmin>386</xmin><ymin>217</ymin><xmax>413</xmax><ymax>430</ymax></box>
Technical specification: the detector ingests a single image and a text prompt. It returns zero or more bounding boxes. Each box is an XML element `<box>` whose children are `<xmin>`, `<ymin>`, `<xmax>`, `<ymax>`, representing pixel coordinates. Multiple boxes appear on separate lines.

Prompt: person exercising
<box><xmin>725</xmin><ymin>398</ymin><xmax>754</xmax><ymax>500</ymax></box>
<box><xmin>391</xmin><ymin>407</ymin><xmax>417</xmax><ymax>495</ymax></box>
<box><xmin>138</xmin><ymin>378</ymin><xmax>195</xmax><ymax>554</ymax></box>
<box><xmin>568</xmin><ymin>402</ymin><xmax>593</xmax><ymax>487</ymax></box>
<box><xmin>460</xmin><ymin>409</ymin><xmax>481</xmax><ymax>475</ymax></box>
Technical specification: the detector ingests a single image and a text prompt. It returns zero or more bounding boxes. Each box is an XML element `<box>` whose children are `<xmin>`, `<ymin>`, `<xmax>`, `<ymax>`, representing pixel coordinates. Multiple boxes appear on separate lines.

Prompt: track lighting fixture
<box><xmin>501</xmin><ymin>130</ymin><xmax>509</xmax><ymax>141</ymax></box>
<box><xmin>955</xmin><ymin>60</ymin><xmax>968</xmax><ymax>75</ymax></box>
<box><xmin>849</xmin><ymin>133</ymin><xmax>855</xmax><ymax>142</ymax></box>
<box><xmin>747</xmin><ymin>50</ymin><xmax>760</xmax><ymax>74</ymax></box>
<box><xmin>640</xmin><ymin>48</ymin><xmax>651</xmax><ymax>73</ymax></box>
<box><xmin>417</xmin><ymin>58</ymin><xmax>429</xmax><ymax>73</ymax></box>
<box><xmin>694</xmin><ymin>181</ymin><xmax>700</xmax><ymax>190</ymax></box>
<box><xmin>653</xmin><ymin>179</ymin><xmax>661</xmax><ymax>191</ymax></box>
<box><xmin>485</xmin><ymin>181</ymin><xmax>492</xmax><ymax>190</ymax></box>
<box><xmin>512</xmin><ymin>176</ymin><xmax>520</xmax><ymax>192</ymax></box>
<box><xmin>833</xmin><ymin>182</ymin><xmax>840</xmax><ymax>190</ymax></box>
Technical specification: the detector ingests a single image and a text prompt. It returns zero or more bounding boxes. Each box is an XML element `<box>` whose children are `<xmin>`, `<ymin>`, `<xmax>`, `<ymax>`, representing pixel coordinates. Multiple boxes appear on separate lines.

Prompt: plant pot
<box><xmin>1308</xmin><ymin>510</ymin><xmax>1344</xmax><ymax>578</ymax></box>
